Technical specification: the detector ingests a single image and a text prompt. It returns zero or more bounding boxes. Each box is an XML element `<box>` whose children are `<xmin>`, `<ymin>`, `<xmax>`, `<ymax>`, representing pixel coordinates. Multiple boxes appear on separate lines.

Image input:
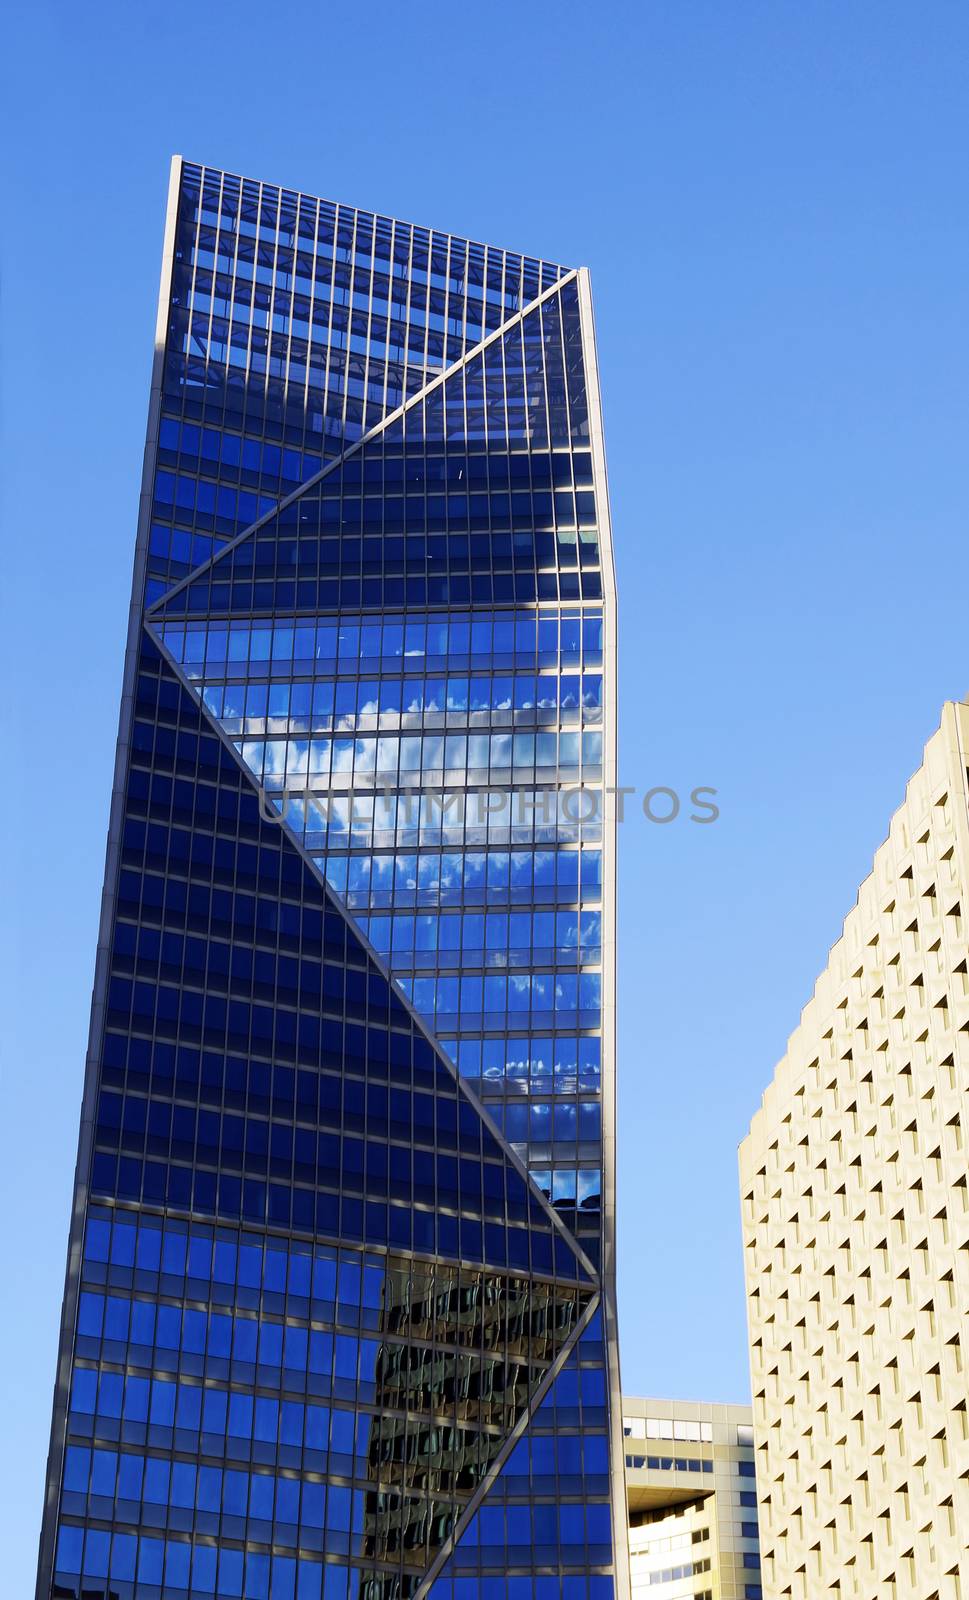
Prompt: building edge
<box><xmin>34</xmin><ymin>154</ymin><xmax>184</xmax><ymax>1600</ymax></box>
<box><xmin>576</xmin><ymin>267</ymin><xmax>630</xmax><ymax>1599</ymax></box>
<box><xmin>739</xmin><ymin>696</ymin><xmax>969</xmax><ymax>1595</ymax></box>
<box><xmin>740</xmin><ymin>700</ymin><xmax>969</xmax><ymax>1162</ymax></box>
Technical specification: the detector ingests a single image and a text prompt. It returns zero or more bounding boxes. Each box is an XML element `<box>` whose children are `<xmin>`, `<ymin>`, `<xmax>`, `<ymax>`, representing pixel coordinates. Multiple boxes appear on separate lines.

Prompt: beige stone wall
<box><xmin>740</xmin><ymin>701</ymin><xmax>969</xmax><ymax>1598</ymax></box>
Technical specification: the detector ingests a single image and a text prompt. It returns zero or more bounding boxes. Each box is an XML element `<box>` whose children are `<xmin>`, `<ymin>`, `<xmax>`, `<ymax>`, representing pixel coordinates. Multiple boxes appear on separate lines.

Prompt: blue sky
<box><xmin>2</xmin><ymin>0</ymin><xmax>968</xmax><ymax>1586</ymax></box>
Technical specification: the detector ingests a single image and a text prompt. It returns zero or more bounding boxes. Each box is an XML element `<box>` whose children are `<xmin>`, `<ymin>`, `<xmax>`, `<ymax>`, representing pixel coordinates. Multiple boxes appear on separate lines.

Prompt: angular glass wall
<box><xmin>38</xmin><ymin>159</ymin><xmax>624</xmax><ymax>1600</ymax></box>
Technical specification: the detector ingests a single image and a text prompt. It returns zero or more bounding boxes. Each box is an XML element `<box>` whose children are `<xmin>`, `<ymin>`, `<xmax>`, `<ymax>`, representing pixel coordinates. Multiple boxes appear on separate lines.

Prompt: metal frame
<box><xmin>576</xmin><ymin>266</ymin><xmax>630</xmax><ymax>1600</ymax></box>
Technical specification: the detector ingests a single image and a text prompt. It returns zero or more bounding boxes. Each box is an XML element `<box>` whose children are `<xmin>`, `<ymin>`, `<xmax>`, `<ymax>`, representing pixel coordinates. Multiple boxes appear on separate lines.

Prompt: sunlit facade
<box><xmin>741</xmin><ymin>701</ymin><xmax>969</xmax><ymax>1597</ymax></box>
<box><xmin>37</xmin><ymin>158</ymin><xmax>626</xmax><ymax>1600</ymax></box>
<box><xmin>623</xmin><ymin>1398</ymin><xmax>761</xmax><ymax>1600</ymax></box>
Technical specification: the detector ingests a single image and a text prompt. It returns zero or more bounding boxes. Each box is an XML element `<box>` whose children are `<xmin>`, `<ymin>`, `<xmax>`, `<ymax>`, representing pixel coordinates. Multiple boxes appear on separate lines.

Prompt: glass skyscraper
<box><xmin>38</xmin><ymin>158</ymin><xmax>626</xmax><ymax>1600</ymax></box>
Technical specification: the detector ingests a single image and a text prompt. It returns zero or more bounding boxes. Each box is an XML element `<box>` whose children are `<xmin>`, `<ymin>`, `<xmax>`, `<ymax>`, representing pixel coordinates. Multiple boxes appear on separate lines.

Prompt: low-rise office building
<box><xmin>623</xmin><ymin>1396</ymin><xmax>762</xmax><ymax>1599</ymax></box>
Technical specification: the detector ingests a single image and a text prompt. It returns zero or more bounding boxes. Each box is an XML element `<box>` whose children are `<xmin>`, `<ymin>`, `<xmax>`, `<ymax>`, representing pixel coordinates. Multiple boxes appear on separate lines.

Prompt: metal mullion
<box><xmin>187</xmin><ymin>167</ymin><xmax>212</xmax><ymax>361</ymax></box>
<box><xmin>238</xmin><ymin>180</ymin><xmax>263</xmax><ymax>395</ymax></box>
<box><xmin>511</xmin><ymin>249</ymin><xmax>525</xmax><ymax>318</ymax></box>
<box><xmin>453</xmin><ymin>234</ymin><xmax>471</xmax><ymax>448</ymax></box>
<box><xmin>494</xmin><ymin>261</ymin><xmax>514</xmax><ymax>456</ymax></box>
<box><xmin>410</xmin><ymin>230</ymin><xmax>431</xmax><ymax>387</ymax></box>
<box><xmin>217</xmin><ymin>176</ymin><xmax>243</xmax><ymax>333</ymax></box>
<box><xmin>528</xmin><ymin>278</ymin><xmax>557</xmax><ymax>576</ymax></box>
<box><xmin>428</xmin><ymin>227</ymin><xmax>445</xmax><ymax>373</ymax></box>
<box><xmin>316</xmin><ymin>204</ymin><xmax>340</xmax><ymax>450</ymax></box>
<box><xmin>356</xmin><ymin>216</ymin><xmax>375</xmax><ymax>422</ymax></box>
<box><xmin>209</xmin><ymin>166</ymin><xmax>233</xmax><ymax>366</ymax></box>
<box><xmin>265</xmin><ymin>181</ymin><xmax>288</xmax><ymax>416</ymax></box>
<box><xmin>292</xmin><ymin>196</ymin><xmax>322</xmax><ymax>438</ymax></box>
<box><xmin>227</xmin><ymin>197</ymin><xmax>256</xmax><ymax>420</ymax></box>
<box><xmin>520</xmin><ymin>277</ymin><xmax>546</xmax><ymax>463</ymax></box>
<box><xmin>399</xmin><ymin>214</ymin><xmax>416</xmax><ymax>409</ymax></box>
<box><xmin>552</xmin><ymin>280</ymin><xmax>584</xmax><ymax>568</ymax></box>
<box><xmin>238</xmin><ymin>181</ymin><xmax>265</xmax><ymax>428</ymax></box>
<box><xmin>482</xmin><ymin>242</ymin><xmax>497</xmax><ymax>333</ymax></box>
<box><xmin>545</xmin><ymin>276</ymin><xmax>571</xmax><ymax>464</ymax></box>
<box><xmin>481</xmin><ymin>245</ymin><xmax>505</xmax><ymax>455</ymax></box>
<box><xmin>384</xmin><ymin>219</ymin><xmax>405</xmax><ymax>410</ymax></box>
<box><xmin>446</xmin><ymin>232</ymin><xmax>468</xmax><ymax>358</ymax></box>
<box><xmin>330</xmin><ymin>204</ymin><xmax>354</xmax><ymax>448</ymax></box>
<box><xmin>343</xmin><ymin>203</ymin><xmax>361</xmax><ymax>441</ymax></box>
<box><xmin>206</xmin><ymin>165</ymin><xmax>231</xmax><ymax>374</ymax></box>
<box><xmin>508</xmin><ymin>244</ymin><xmax>524</xmax><ymax>320</ymax></box>
<box><xmin>492</xmin><ymin>245</ymin><xmax>506</xmax><ymax>321</ymax></box>
<box><xmin>374</xmin><ymin>221</ymin><xmax>393</xmax><ymax>415</ymax></box>
<box><xmin>274</xmin><ymin>192</ymin><xmax>301</xmax><ymax>434</ymax></box>
<box><xmin>554</xmin><ymin>274</ymin><xmax>574</xmax><ymax>449</ymax></box>
<box><xmin>218</xmin><ymin>172</ymin><xmax>247</xmax><ymax>452</ymax></box>
<box><xmin>302</xmin><ymin>193</ymin><xmax>325</xmax><ymax>442</ymax></box>
<box><xmin>357</xmin><ymin>210</ymin><xmax>380</xmax><ymax>427</ymax></box>
<box><xmin>255</xmin><ymin>180</ymin><xmax>278</xmax><ymax>417</ymax></box>
<box><xmin>182</xmin><ymin>166</ymin><xmax>206</xmax><ymax>383</ymax></box>
<box><xmin>292</xmin><ymin>191</ymin><xmax>320</xmax><ymax>441</ymax></box>
<box><xmin>370</xmin><ymin>216</ymin><xmax>389</xmax><ymax>416</ymax></box>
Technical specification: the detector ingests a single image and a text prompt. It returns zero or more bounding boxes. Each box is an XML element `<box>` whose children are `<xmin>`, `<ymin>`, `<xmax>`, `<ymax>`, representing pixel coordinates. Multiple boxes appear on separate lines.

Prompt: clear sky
<box><xmin>2</xmin><ymin>1</ymin><xmax>968</xmax><ymax>1588</ymax></box>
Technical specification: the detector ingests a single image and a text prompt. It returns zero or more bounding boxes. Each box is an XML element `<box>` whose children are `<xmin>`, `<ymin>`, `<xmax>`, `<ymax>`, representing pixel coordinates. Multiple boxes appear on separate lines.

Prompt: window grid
<box><xmin>42</xmin><ymin>159</ymin><xmax>620</xmax><ymax>1600</ymax></box>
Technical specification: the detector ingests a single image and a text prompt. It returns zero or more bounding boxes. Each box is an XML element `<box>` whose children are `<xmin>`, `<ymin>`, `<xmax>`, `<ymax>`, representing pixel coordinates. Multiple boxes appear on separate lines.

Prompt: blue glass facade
<box><xmin>38</xmin><ymin>159</ymin><xmax>624</xmax><ymax>1600</ymax></box>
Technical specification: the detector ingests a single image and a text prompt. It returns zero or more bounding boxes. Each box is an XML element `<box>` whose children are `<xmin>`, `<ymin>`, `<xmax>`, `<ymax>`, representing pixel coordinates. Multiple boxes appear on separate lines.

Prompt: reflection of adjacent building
<box><xmin>623</xmin><ymin>1397</ymin><xmax>761</xmax><ymax>1600</ymax></box>
<box><xmin>359</xmin><ymin>1260</ymin><xmax>586</xmax><ymax>1588</ymax></box>
<box><xmin>529</xmin><ymin>1164</ymin><xmax>601</xmax><ymax>1228</ymax></box>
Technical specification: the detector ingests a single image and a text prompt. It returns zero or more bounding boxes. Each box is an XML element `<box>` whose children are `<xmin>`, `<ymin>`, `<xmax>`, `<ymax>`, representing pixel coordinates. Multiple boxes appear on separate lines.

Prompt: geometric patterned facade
<box><xmin>37</xmin><ymin>159</ymin><xmax>627</xmax><ymax>1600</ymax></box>
<box><xmin>740</xmin><ymin>700</ymin><xmax>969</xmax><ymax>1599</ymax></box>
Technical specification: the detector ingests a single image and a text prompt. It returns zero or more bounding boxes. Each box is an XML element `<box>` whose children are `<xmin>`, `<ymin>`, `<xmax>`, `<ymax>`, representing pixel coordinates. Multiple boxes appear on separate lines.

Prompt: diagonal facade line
<box><xmin>148</xmin><ymin>621</ymin><xmax>601</xmax><ymax>1285</ymax></box>
<box><xmin>146</xmin><ymin>269</ymin><xmax>579</xmax><ymax>619</ymax></box>
<box><xmin>413</xmin><ymin>1290</ymin><xmax>602</xmax><ymax>1599</ymax></box>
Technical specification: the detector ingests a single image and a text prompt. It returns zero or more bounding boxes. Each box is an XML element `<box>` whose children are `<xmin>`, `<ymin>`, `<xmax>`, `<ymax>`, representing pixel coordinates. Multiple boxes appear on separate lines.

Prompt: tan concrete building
<box><xmin>740</xmin><ymin>700</ymin><xmax>969</xmax><ymax>1599</ymax></box>
<box><xmin>623</xmin><ymin>1396</ymin><xmax>762</xmax><ymax>1598</ymax></box>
